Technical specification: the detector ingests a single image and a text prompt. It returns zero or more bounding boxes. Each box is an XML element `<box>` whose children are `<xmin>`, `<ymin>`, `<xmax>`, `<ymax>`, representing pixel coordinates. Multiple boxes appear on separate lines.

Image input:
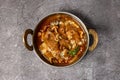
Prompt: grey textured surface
<box><xmin>0</xmin><ymin>0</ymin><xmax>120</xmax><ymax>80</ymax></box>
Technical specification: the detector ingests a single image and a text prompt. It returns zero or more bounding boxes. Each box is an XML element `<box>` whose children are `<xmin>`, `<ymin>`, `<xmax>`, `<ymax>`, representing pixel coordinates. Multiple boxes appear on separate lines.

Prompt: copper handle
<box><xmin>23</xmin><ymin>29</ymin><xmax>33</xmax><ymax>51</ymax></box>
<box><xmin>88</xmin><ymin>29</ymin><xmax>98</xmax><ymax>51</ymax></box>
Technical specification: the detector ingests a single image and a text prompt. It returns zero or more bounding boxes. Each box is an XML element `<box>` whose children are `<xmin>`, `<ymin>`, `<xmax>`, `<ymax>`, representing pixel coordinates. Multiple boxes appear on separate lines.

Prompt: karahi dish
<box><xmin>23</xmin><ymin>12</ymin><xmax>98</xmax><ymax>67</ymax></box>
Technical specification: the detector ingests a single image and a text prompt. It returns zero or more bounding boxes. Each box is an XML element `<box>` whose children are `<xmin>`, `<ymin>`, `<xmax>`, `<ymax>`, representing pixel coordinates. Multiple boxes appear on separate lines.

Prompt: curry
<box><xmin>36</xmin><ymin>13</ymin><xmax>87</xmax><ymax>65</ymax></box>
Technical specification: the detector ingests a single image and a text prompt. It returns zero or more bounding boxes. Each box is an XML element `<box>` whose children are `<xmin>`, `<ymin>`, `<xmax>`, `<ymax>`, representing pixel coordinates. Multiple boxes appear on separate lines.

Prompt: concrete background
<box><xmin>0</xmin><ymin>0</ymin><xmax>120</xmax><ymax>80</ymax></box>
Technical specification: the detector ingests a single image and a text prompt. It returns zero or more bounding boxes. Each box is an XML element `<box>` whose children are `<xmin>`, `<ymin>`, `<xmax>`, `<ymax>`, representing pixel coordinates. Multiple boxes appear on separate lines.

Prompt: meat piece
<box><xmin>44</xmin><ymin>51</ymin><xmax>54</xmax><ymax>63</ymax></box>
<box><xmin>66</xmin><ymin>30</ymin><xmax>80</xmax><ymax>43</ymax></box>
<box><xmin>59</xmin><ymin>39</ymin><xmax>71</xmax><ymax>49</ymax></box>
<box><xmin>45</xmin><ymin>40</ymin><xmax>59</xmax><ymax>51</ymax></box>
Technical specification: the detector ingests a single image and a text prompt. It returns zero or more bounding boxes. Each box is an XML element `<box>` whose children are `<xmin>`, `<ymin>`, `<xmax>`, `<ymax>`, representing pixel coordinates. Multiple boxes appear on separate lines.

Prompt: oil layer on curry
<box><xmin>36</xmin><ymin>13</ymin><xmax>87</xmax><ymax>65</ymax></box>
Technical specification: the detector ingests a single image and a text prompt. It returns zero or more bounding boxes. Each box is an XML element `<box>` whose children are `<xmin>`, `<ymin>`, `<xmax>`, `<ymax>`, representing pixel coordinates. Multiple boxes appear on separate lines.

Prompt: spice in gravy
<box><xmin>36</xmin><ymin>13</ymin><xmax>87</xmax><ymax>65</ymax></box>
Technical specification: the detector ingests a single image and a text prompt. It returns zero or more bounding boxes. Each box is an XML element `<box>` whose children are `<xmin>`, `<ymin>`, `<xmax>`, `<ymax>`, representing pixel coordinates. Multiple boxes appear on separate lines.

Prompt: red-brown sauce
<box><xmin>36</xmin><ymin>13</ymin><xmax>87</xmax><ymax>65</ymax></box>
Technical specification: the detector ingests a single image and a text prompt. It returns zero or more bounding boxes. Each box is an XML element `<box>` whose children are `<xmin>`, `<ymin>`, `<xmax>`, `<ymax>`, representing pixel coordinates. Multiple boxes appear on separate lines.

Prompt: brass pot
<box><xmin>23</xmin><ymin>12</ymin><xmax>98</xmax><ymax>67</ymax></box>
